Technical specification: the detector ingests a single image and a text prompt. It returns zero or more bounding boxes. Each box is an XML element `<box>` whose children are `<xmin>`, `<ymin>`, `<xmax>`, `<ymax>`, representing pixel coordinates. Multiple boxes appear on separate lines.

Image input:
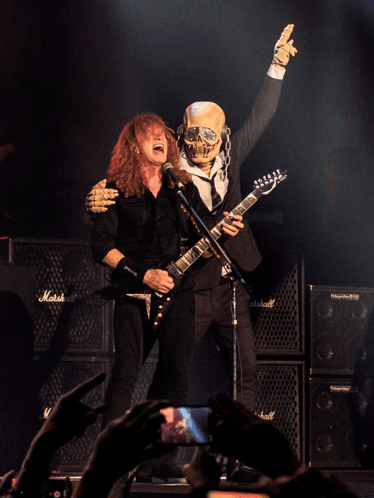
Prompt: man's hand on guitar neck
<box><xmin>202</xmin><ymin>213</ymin><xmax>244</xmax><ymax>259</ymax></box>
<box><xmin>143</xmin><ymin>269</ymin><xmax>175</xmax><ymax>294</ymax></box>
<box><xmin>221</xmin><ymin>212</ymin><xmax>244</xmax><ymax>236</ymax></box>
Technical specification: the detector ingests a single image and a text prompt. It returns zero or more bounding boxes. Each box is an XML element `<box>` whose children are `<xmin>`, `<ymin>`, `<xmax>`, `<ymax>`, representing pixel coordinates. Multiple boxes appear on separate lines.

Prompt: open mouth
<box><xmin>153</xmin><ymin>144</ymin><xmax>164</xmax><ymax>152</ymax></box>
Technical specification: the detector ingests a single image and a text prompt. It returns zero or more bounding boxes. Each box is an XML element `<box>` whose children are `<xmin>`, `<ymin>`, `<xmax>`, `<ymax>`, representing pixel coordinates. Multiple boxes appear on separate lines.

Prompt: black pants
<box><xmin>193</xmin><ymin>280</ymin><xmax>257</xmax><ymax>412</ymax></box>
<box><xmin>147</xmin><ymin>287</ymin><xmax>194</xmax><ymax>404</ymax></box>
<box><xmin>149</xmin><ymin>280</ymin><xmax>257</xmax><ymax>412</ymax></box>
<box><xmin>103</xmin><ymin>287</ymin><xmax>194</xmax><ymax>427</ymax></box>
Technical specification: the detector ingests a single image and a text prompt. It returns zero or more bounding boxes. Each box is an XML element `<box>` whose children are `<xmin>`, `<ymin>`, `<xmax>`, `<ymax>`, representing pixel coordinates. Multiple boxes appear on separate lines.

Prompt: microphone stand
<box><xmin>175</xmin><ymin>183</ymin><xmax>249</xmax><ymax>395</ymax></box>
<box><xmin>175</xmin><ymin>187</ymin><xmax>251</xmax><ymax>295</ymax></box>
<box><xmin>175</xmin><ymin>186</ymin><xmax>251</xmax><ymax>481</ymax></box>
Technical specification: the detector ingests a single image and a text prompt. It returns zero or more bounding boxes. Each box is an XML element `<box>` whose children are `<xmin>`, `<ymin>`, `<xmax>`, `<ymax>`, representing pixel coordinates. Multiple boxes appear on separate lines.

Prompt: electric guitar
<box><xmin>98</xmin><ymin>170</ymin><xmax>287</xmax><ymax>330</ymax></box>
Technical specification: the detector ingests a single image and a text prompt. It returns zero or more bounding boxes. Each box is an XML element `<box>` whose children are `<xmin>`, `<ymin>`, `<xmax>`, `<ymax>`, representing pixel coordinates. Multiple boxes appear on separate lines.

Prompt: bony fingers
<box><xmin>91</xmin><ymin>207</ymin><xmax>107</xmax><ymax>213</ymax></box>
<box><xmin>282</xmin><ymin>24</ymin><xmax>294</xmax><ymax>36</ymax></box>
<box><xmin>102</xmin><ymin>192</ymin><xmax>119</xmax><ymax>199</ymax></box>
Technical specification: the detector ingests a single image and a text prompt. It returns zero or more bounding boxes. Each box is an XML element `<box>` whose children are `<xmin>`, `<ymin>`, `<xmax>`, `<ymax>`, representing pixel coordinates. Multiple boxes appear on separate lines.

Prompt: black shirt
<box><xmin>90</xmin><ymin>179</ymin><xmax>180</xmax><ymax>273</ymax></box>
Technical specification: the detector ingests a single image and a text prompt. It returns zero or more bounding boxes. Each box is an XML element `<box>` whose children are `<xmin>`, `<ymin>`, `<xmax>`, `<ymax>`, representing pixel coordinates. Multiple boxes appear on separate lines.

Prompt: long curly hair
<box><xmin>107</xmin><ymin>113</ymin><xmax>191</xmax><ymax>197</ymax></box>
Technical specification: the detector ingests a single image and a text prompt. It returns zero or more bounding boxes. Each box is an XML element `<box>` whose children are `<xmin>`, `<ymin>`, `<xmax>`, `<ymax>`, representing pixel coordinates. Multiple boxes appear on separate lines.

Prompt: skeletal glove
<box><xmin>86</xmin><ymin>179</ymin><xmax>119</xmax><ymax>214</ymax></box>
<box><xmin>272</xmin><ymin>24</ymin><xmax>298</xmax><ymax>69</ymax></box>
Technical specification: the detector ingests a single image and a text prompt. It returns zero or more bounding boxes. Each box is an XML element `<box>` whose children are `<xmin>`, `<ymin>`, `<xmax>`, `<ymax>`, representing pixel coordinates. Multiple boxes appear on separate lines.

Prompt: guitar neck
<box><xmin>173</xmin><ymin>188</ymin><xmax>262</xmax><ymax>275</ymax></box>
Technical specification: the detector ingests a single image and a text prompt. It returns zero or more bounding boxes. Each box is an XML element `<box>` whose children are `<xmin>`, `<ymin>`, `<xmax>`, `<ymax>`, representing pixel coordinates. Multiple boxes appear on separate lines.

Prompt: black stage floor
<box><xmin>50</xmin><ymin>470</ymin><xmax>374</xmax><ymax>498</ymax></box>
<box><xmin>128</xmin><ymin>473</ymin><xmax>374</xmax><ymax>498</ymax></box>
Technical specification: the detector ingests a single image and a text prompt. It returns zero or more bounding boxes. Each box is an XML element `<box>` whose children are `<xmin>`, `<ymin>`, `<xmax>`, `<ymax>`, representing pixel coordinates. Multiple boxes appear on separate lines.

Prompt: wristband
<box><xmin>116</xmin><ymin>256</ymin><xmax>147</xmax><ymax>284</ymax></box>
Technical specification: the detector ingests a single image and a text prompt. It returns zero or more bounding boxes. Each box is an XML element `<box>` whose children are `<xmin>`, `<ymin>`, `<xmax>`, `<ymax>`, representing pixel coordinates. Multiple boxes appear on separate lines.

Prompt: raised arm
<box><xmin>8</xmin><ymin>373</ymin><xmax>106</xmax><ymax>498</ymax></box>
<box><xmin>72</xmin><ymin>400</ymin><xmax>173</xmax><ymax>498</ymax></box>
<box><xmin>208</xmin><ymin>393</ymin><xmax>300</xmax><ymax>478</ymax></box>
<box><xmin>232</xmin><ymin>24</ymin><xmax>298</xmax><ymax>167</ymax></box>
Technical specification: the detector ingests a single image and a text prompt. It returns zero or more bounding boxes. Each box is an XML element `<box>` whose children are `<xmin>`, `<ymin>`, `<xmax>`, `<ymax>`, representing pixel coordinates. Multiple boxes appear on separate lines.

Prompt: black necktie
<box><xmin>209</xmin><ymin>172</ymin><xmax>222</xmax><ymax>212</ymax></box>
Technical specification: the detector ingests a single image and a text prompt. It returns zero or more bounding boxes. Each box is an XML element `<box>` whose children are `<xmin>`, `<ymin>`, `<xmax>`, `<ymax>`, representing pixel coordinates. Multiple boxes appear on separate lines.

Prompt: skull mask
<box><xmin>183</xmin><ymin>102</ymin><xmax>226</xmax><ymax>165</ymax></box>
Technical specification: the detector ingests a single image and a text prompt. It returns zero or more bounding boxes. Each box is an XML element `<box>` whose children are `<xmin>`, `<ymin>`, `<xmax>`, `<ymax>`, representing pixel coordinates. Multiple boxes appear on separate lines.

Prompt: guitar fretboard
<box><xmin>172</xmin><ymin>190</ymin><xmax>261</xmax><ymax>275</ymax></box>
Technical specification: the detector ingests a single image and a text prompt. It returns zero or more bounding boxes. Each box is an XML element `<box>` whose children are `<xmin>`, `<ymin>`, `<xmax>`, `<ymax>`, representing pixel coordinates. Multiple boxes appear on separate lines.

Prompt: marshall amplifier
<box><xmin>256</xmin><ymin>360</ymin><xmax>306</xmax><ymax>464</ymax></box>
<box><xmin>133</xmin><ymin>340</ymin><xmax>306</xmax><ymax>464</ymax></box>
<box><xmin>0</xmin><ymin>237</ymin><xmax>112</xmax><ymax>354</ymax></box>
<box><xmin>36</xmin><ymin>355</ymin><xmax>111</xmax><ymax>473</ymax></box>
<box><xmin>249</xmin><ymin>249</ymin><xmax>305</xmax><ymax>355</ymax></box>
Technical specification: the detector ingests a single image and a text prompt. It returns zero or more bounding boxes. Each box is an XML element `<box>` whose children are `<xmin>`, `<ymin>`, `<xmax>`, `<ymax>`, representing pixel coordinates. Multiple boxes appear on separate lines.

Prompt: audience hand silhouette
<box><xmin>183</xmin><ymin>446</ymin><xmax>222</xmax><ymax>489</ymax></box>
<box><xmin>72</xmin><ymin>399</ymin><xmax>173</xmax><ymax>498</ymax></box>
<box><xmin>7</xmin><ymin>372</ymin><xmax>106</xmax><ymax>498</ymax></box>
<box><xmin>208</xmin><ymin>393</ymin><xmax>300</xmax><ymax>478</ymax></box>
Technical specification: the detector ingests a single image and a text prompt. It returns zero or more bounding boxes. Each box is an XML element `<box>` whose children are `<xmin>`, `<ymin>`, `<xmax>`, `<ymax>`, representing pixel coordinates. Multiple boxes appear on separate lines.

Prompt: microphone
<box><xmin>162</xmin><ymin>162</ymin><xmax>184</xmax><ymax>190</ymax></box>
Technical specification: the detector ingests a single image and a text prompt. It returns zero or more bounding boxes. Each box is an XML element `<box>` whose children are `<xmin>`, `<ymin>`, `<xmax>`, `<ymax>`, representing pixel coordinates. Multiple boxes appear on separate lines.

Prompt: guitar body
<box><xmin>99</xmin><ymin>261</ymin><xmax>185</xmax><ymax>331</ymax></box>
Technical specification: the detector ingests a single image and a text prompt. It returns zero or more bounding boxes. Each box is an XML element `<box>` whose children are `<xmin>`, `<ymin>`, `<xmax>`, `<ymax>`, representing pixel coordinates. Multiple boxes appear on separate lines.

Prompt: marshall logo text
<box><xmin>38</xmin><ymin>290</ymin><xmax>78</xmax><ymax>303</ymax></box>
<box><xmin>249</xmin><ymin>299</ymin><xmax>276</xmax><ymax>308</ymax></box>
<box><xmin>256</xmin><ymin>410</ymin><xmax>276</xmax><ymax>421</ymax></box>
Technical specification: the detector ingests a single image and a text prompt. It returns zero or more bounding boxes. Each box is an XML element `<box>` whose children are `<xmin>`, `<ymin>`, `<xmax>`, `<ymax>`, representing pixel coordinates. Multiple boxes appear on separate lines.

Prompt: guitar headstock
<box><xmin>253</xmin><ymin>169</ymin><xmax>287</xmax><ymax>195</ymax></box>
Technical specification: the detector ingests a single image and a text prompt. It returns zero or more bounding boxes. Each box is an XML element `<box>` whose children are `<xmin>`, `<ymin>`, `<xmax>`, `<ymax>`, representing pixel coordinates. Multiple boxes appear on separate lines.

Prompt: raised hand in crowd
<box><xmin>7</xmin><ymin>372</ymin><xmax>106</xmax><ymax>498</ymax></box>
<box><xmin>206</xmin><ymin>393</ymin><xmax>357</xmax><ymax>497</ymax></box>
<box><xmin>183</xmin><ymin>446</ymin><xmax>222</xmax><ymax>490</ymax></box>
<box><xmin>208</xmin><ymin>393</ymin><xmax>300</xmax><ymax>479</ymax></box>
<box><xmin>72</xmin><ymin>399</ymin><xmax>173</xmax><ymax>498</ymax></box>
<box><xmin>0</xmin><ymin>471</ymin><xmax>15</xmax><ymax>497</ymax></box>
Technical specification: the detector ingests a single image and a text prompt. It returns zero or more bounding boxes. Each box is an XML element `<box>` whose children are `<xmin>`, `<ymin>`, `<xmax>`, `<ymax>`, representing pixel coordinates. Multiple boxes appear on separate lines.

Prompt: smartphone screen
<box><xmin>160</xmin><ymin>406</ymin><xmax>212</xmax><ymax>445</ymax></box>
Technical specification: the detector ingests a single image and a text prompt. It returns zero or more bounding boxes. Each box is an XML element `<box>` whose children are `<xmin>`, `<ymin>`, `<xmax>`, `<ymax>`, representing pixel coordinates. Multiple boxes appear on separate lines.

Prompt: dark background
<box><xmin>1</xmin><ymin>0</ymin><xmax>374</xmax><ymax>288</ymax></box>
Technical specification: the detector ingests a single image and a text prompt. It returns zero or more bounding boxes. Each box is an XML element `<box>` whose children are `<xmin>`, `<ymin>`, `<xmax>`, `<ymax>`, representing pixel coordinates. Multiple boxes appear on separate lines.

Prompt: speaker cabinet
<box><xmin>309</xmin><ymin>285</ymin><xmax>374</xmax><ymax>375</ymax></box>
<box><xmin>0</xmin><ymin>237</ymin><xmax>112</xmax><ymax>354</ymax></box>
<box><xmin>249</xmin><ymin>250</ymin><xmax>305</xmax><ymax>355</ymax></box>
<box><xmin>132</xmin><ymin>350</ymin><xmax>305</xmax><ymax>463</ymax></box>
<box><xmin>0</xmin><ymin>264</ymin><xmax>37</xmax><ymax>318</ymax></box>
<box><xmin>256</xmin><ymin>360</ymin><xmax>305</xmax><ymax>463</ymax></box>
<box><xmin>36</xmin><ymin>355</ymin><xmax>111</xmax><ymax>473</ymax></box>
<box><xmin>0</xmin><ymin>237</ymin><xmax>113</xmax><ymax>473</ymax></box>
<box><xmin>309</xmin><ymin>377</ymin><xmax>374</xmax><ymax>469</ymax></box>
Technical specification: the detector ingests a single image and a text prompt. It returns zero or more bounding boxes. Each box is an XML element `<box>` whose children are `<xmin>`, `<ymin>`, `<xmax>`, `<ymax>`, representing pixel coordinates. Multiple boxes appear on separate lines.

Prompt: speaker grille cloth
<box><xmin>251</xmin><ymin>252</ymin><xmax>304</xmax><ymax>354</ymax></box>
<box><xmin>37</xmin><ymin>357</ymin><xmax>110</xmax><ymax>472</ymax></box>
<box><xmin>132</xmin><ymin>358</ymin><xmax>304</xmax><ymax>462</ymax></box>
<box><xmin>10</xmin><ymin>240</ymin><xmax>110</xmax><ymax>353</ymax></box>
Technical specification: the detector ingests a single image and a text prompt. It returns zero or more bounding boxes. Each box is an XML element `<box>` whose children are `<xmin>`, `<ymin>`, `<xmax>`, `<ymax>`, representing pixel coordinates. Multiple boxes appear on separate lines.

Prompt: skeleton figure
<box><xmin>182</xmin><ymin>102</ymin><xmax>226</xmax><ymax>165</ymax></box>
<box><xmin>86</xmin><ymin>24</ymin><xmax>297</xmax><ymax>419</ymax></box>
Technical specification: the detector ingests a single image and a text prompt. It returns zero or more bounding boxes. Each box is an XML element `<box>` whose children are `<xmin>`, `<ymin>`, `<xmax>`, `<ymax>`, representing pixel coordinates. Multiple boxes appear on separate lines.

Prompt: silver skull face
<box><xmin>183</xmin><ymin>102</ymin><xmax>226</xmax><ymax>165</ymax></box>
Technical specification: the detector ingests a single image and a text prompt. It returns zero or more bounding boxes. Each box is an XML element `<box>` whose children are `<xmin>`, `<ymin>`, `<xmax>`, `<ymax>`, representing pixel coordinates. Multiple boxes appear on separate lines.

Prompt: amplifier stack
<box><xmin>0</xmin><ymin>237</ymin><xmax>112</xmax><ymax>473</ymax></box>
<box><xmin>308</xmin><ymin>285</ymin><xmax>374</xmax><ymax>469</ymax></box>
